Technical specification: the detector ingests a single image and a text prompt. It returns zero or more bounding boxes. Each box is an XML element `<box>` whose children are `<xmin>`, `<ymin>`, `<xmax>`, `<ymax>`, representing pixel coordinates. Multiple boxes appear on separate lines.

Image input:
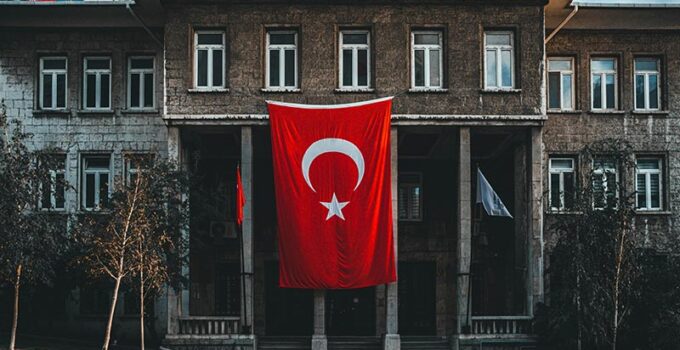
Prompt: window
<box><xmin>266</xmin><ymin>30</ymin><xmax>298</xmax><ymax>89</ymax></box>
<box><xmin>591</xmin><ymin>58</ymin><xmax>617</xmax><ymax>110</ymax></box>
<box><xmin>484</xmin><ymin>31</ymin><xmax>514</xmax><ymax>89</ymax></box>
<box><xmin>83</xmin><ymin>57</ymin><xmax>111</xmax><ymax>110</ymax></box>
<box><xmin>411</xmin><ymin>31</ymin><xmax>443</xmax><ymax>89</ymax></box>
<box><xmin>398</xmin><ymin>173</ymin><xmax>422</xmax><ymax>221</ymax></box>
<box><xmin>39</xmin><ymin>155</ymin><xmax>66</xmax><ymax>210</ymax></box>
<box><xmin>547</xmin><ymin>58</ymin><xmax>574</xmax><ymax>111</ymax></box>
<box><xmin>634</xmin><ymin>58</ymin><xmax>661</xmax><ymax>111</ymax></box>
<box><xmin>636</xmin><ymin>158</ymin><xmax>662</xmax><ymax>210</ymax></box>
<box><xmin>339</xmin><ymin>30</ymin><xmax>370</xmax><ymax>89</ymax></box>
<box><xmin>39</xmin><ymin>57</ymin><xmax>67</xmax><ymax>110</ymax></box>
<box><xmin>592</xmin><ymin>158</ymin><xmax>617</xmax><ymax>209</ymax></box>
<box><xmin>125</xmin><ymin>154</ymin><xmax>153</xmax><ymax>185</ymax></box>
<box><xmin>549</xmin><ymin>158</ymin><xmax>576</xmax><ymax>211</ymax></box>
<box><xmin>194</xmin><ymin>31</ymin><xmax>225</xmax><ymax>89</ymax></box>
<box><xmin>215</xmin><ymin>262</ymin><xmax>241</xmax><ymax>316</ymax></box>
<box><xmin>81</xmin><ymin>155</ymin><xmax>111</xmax><ymax>210</ymax></box>
<box><xmin>128</xmin><ymin>57</ymin><xmax>154</xmax><ymax>109</ymax></box>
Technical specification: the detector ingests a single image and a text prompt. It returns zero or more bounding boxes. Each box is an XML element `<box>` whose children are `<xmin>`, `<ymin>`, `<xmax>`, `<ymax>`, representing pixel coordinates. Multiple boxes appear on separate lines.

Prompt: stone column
<box><xmin>384</xmin><ymin>126</ymin><xmax>400</xmax><ymax>350</ymax></box>
<box><xmin>166</xmin><ymin>126</ymin><xmax>185</xmax><ymax>334</ymax></box>
<box><xmin>241</xmin><ymin>126</ymin><xmax>255</xmax><ymax>333</ymax></box>
<box><xmin>312</xmin><ymin>290</ymin><xmax>327</xmax><ymax>350</ymax></box>
<box><xmin>528</xmin><ymin>127</ymin><xmax>545</xmax><ymax>316</ymax></box>
<box><xmin>455</xmin><ymin>127</ymin><xmax>472</xmax><ymax>337</ymax></box>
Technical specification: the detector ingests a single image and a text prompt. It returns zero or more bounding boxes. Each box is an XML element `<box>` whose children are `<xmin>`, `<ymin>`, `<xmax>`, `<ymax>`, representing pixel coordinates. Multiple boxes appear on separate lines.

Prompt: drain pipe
<box><xmin>126</xmin><ymin>2</ymin><xmax>163</xmax><ymax>49</ymax></box>
<box><xmin>545</xmin><ymin>4</ymin><xmax>579</xmax><ymax>44</ymax></box>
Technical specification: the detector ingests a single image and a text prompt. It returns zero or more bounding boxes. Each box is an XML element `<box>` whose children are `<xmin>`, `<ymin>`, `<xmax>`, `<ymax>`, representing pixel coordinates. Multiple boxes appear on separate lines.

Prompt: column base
<box><xmin>384</xmin><ymin>333</ymin><xmax>400</xmax><ymax>350</ymax></box>
<box><xmin>312</xmin><ymin>334</ymin><xmax>327</xmax><ymax>350</ymax></box>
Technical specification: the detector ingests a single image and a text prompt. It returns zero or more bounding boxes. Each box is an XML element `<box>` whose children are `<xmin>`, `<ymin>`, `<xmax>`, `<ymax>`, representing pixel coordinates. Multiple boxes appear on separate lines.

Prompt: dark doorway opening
<box><xmin>399</xmin><ymin>262</ymin><xmax>437</xmax><ymax>335</ymax></box>
<box><xmin>326</xmin><ymin>287</ymin><xmax>376</xmax><ymax>336</ymax></box>
<box><xmin>264</xmin><ymin>262</ymin><xmax>314</xmax><ymax>336</ymax></box>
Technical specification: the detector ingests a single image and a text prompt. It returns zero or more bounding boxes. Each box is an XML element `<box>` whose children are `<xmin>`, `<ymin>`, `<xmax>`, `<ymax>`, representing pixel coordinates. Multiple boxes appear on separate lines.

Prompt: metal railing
<box><xmin>470</xmin><ymin>316</ymin><xmax>533</xmax><ymax>335</ymax></box>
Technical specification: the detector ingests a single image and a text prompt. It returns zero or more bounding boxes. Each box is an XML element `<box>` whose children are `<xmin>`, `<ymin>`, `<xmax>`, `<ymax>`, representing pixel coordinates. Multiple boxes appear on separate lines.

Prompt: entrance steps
<box><xmin>328</xmin><ymin>336</ymin><xmax>381</xmax><ymax>350</ymax></box>
<box><xmin>258</xmin><ymin>336</ymin><xmax>450</xmax><ymax>350</ymax></box>
<box><xmin>258</xmin><ymin>337</ymin><xmax>311</xmax><ymax>350</ymax></box>
<box><xmin>401</xmin><ymin>336</ymin><xmax>450</xmax><ymax>350</ymax></box>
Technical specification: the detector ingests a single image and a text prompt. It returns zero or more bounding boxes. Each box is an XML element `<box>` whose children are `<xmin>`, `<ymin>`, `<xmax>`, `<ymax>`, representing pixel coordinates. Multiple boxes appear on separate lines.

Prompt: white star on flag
<box><xmin>320</xmin><ymin>193</ymin><xmax>349</xmax><ymax>220</ymax></box>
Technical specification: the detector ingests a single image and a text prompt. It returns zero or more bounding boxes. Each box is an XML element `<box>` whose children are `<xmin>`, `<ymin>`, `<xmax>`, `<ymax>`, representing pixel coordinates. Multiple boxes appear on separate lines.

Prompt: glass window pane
<box><xmin>635</xmin><ymin>58</ymin><xmax>658</xmax><ymax>71</ymax></box>
<box><xmin>43</xmin><ymin>58</ymin><xmax>66</xmax><ymax>70</ymax></box>
<box><xmin>41</xmin><ymin>178</ymin><xmax>51</xmax><ymax>209</ymax></box>
<box><xmin>429</xmin><ymin>49</ymin><xmax>440</xmax><ymax>87</ymax></box>
<box><xmin>650</xmin><ymin>173</ymin><xmax>660</xmax><ymax>208</ymax></box>
<box><xmin>592</xmin><ymin>59</ymin><xmax>615</xmax><ymax>72</ymax></box>
<box><xmin>131</xmin><ymin>58</ymin><xmax>153</xmax><ymax>69</ymax></box>
<box><xmin>636</xmin><ymin>174</ymin><xmax>646</xmax><ymax>209</ymax></box>
<box><xmin>414</xmin><ymin>33</ymin><xmax>439</xmax><ymax>45</ymax></box>
<box><xmin>414</xmin><ymin>49</ymin><xmax>425</xmax><ymax>87</ymax></box>
<box><xmin>637</xmin><ymin>159</ymin><xmax>659</xmax><ymax>170</ymax></box>
<box><xmin>86</xmin><ymin>74</ymin><xmax>96</xmax><ymax>108</ymax></box>
<box><xmin>562</xmin><ymin>74</ymin><xmax>572</xmax><ymax>110</ymax></box>
<box><xmin>212</xmin><ymin>49</ymin><xmax>223</xmax><ymax>87</ymax></box>
<box><xmin>486</xmin><ymin>33</ymin><xmax>511</xmax><ymax>46</ymax></box>
<box><xmin>635</xmin><ymin>74</ymin><xmax>645</xmax><ymax>109</ymax></box>
<box><xmin>269</xmin><ymin>50</ymin><xmax>280</xmax><ymax>86</ymax></box>
<box><xmin>99</xmin><ymin>173</ymin><xmax>109</xmax><ymax>207</ymax></box>
<box><xmin>130</xmin><ymin>73</ymin><xmax>140</xmax><ymax>108</ymax></box>
<box><xmin>43</xmin><ymin>74</ymin><xmax>53</xmax><ymax>108</ymax></box>
<box><xmin>86</xmin><ymin>174</ymin><xmax>95</xmax><ymax>208</ymax></box>
<box><xmin>56</xmin><ymin>74</ymin><xmax>66</xmax><ymax>108</ymax></box>
<box><xmin>269</xmin><ymin>33</ymin><xmax>295</xmax><ymax>45</ymax></box>
<box><xmin>86</xmin><ymin>157</ymin><xmax>109</xmax><ymax>169</ymax></box>
<box><xmin>144</xmin><ymin>73</ymin><xmax>153</xmax><ymax>108</ymax></box>
<box><xmin>605</xmin><ymin>172</ymin><xmax>617</xmax><ymax>206</ymax></box>
<box><xmin>501</xmin><ymin>50</ymin><xmax>512</xmax><ymax>87</ymax></box>
<box><xmin>649</xmin><ymin>74</ymin><xmax>659</xmax><ymax>109</ymax></box>
<box><xmin>342</xmin><ymin>49</ymin><xmax>353</xmax><ymax>86</ymax></box>
<box><xmin>197</xmin><ymin>33</ymin><xmax>223</xmax><ymax>45</ymax></box>
<box><xmin>197</xmin><ymin>49</ymin><xmax>208</xmax><ymax>87</ymax></box>
<box><xmin>357</xmin><ymin>49</ymin><xmax>368</xmax><ymax>86</ymax></box>
<box><xmin>592</xmin><ymin>74</ymin><xmax>602</xmax><ymax>109</ymax></box>
<box><xmin>343</xmin><ymin>33</ymin><xmax>368</xmax><ymax>45</ymax></box>
<box><xmin>564</xmin><ymin>172</ymin><xmax>575</xmax><ymax>209</ymax></box>
<box><xmin>100</xmin><ymin>74</ymin><xmax>110</xmax><ymax>108</ymax></box>
<box><xmin>284</xmin><ymin>49</ymin><xmax>295</xmax><ymax>86</ymax></box>
<box><xmin>551</xmin><ymin>159</ymin><xmax>573</xmax><ymax>169</ymax></box>
<box><xmin>56</xmin><ymin>173</ymin><xmax>65</xmax><ymax>209</ymax></box>
<box><xmin>593</xmin><ymin>175</ymin><xmax>605</xmax><ymax>208</ymax></box>
<box><xmin>486</xmin><ymin>50</ymin><xmax>497</xmax><ymax>87</ymax></box>
<box><xmin>398</xmin><ymin>187</ymin><xmax>407</xmax><ymax>219</ymax></box>
<box><xmin>605</xmin><ymin>74</ymin><xmax>615</xmax><ymax>109</ymax></box>
<box><xmin>550</xmin><ymin>173</ymin><xmax>561</xmax><ymax>208</ymax></box>
<box><xmin>548</xmin><ymin>72</ymin><xmax>560</xmax><ymax>109</ymax></box>
<box><xmin>86</xmin><ymin>58</ymin><xmax>110</xmax><ymax>70</ymax></box>
<box><xmin>548</xmin><ymin>59</ymin><xmax>571</xmax><ymax>71</ymax></box>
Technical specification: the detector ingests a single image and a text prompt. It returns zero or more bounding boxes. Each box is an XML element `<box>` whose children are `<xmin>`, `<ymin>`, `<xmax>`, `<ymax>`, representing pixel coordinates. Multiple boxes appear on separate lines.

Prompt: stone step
<box><xmin>327</xmin><ymin>337</ymin><xmax>381</xmax><ymax>350</ymax></box>
<box><xmin>258</xmin><ymin>336</ymin><xmax>312</xmax><ymax>350</ymax></box>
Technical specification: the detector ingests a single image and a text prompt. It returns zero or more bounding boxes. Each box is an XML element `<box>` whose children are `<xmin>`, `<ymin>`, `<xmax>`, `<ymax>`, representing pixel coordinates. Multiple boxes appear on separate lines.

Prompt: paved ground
<box><xmin>0</xmin><ymin>335</ymin><xmax>144</xmax><ymax>350</ymax></box>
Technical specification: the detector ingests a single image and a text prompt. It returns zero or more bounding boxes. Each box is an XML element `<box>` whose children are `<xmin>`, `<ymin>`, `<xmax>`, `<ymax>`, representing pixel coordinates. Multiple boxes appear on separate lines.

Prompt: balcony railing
<box><xmin>470</xmin><ymin>316</ymin><xmax>533</xmax><ymax>335</ymax></box>
<box><xmin>178</xmin><ymin>316</ymin><xmax>241</xmax><ymax>336</ymax></box>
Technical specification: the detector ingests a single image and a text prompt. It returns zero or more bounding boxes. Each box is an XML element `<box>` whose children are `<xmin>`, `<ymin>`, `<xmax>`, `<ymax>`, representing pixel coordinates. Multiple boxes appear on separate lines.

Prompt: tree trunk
<box><xmin>102</xmin><ymin>276</ymin><xmax>123</xmax><ymax>350</ymax></box>
<box><xmin>9</xmin><ymin>264</ymin><xmax>22</xmax><ymax>350</ymax></box>
<box><xmin>140</xmin><ymin>270</ymin><xmax>145</xmax><ymax>350</ymax></box>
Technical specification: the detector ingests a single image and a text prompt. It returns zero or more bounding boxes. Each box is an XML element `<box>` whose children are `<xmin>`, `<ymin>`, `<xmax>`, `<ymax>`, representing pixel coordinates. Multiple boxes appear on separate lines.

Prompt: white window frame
<box><xmin>635</xmin><ymin>157</ymin><xmax>663</xmax><ymax>211</ymax></box>
<box><xmin>194</xmin><ymin>30</ymin><xmax>226</xmax><ymax>90</ymax></box>
<box><xmin>127</xmin><ymin>56</ymin><xmax>155</xmax><ymax>110</ymax></box>
<box><xmin>83</xmin><ymin>57</ymin><xmax>112</xmax><ymax>111</ymax></box>
<box><xmin>81</xmin><ymin>154</ymin><xmax>112</xmax><ymax>211</ymax></box>
<box><xmin>39</xmin><ymin>57</ymin><xmax>68</xmax><ymax>110</ymax></box>
<box><xmin>634</xmin><ymin>58</ymin><xmax>661</xmax><ymax>111</ymax></box>
<box><xmin>124</xmin><ymin>153</ymin><xmax>153</xmax><ymax>185</ymax></box>
<box><xmin>410</xmin><ymin>30</ymin><xmax>443</xmax><ymax>90</ymax></box>
<box><xmin>338</xmin><ymin>30</ymin><xmax>371</xmax><ymax>90</ymax></box>
<box><xmin>39</xmin><ymin>155</ymin><xmax>67</xmax><ymax>211</ymax></box>
<box><xmin>590</xmin><ymin>58</ymin><xmax>618</xmax><ymax>111</ymax></box>
<box><xmin>592</xmin><ymin>159</ymin><xmax>618</xmax><ymax>209</ymax></box>
<box><xmin>548</xmin><ymin>158</ymin><xmax>575</xmax><ymax>211</ymax></box>
<box><xmin>547</xmin><ymin>57</ymin><xmax>575</xmax><ymax>111</ymax></box>
<box><xmin>484</xmin><ymin>31</ymin><xmax>515</xmax><ymax>90</ymax></box>
<box><xmin>265</xmin><ymin>30</ymin><xmax>298</xmax><ymax>90</ymax></box>
<box><xmin>398</xmin><ymin>172</ymin><xmax>423</xmax><ymax>222</ymax></box>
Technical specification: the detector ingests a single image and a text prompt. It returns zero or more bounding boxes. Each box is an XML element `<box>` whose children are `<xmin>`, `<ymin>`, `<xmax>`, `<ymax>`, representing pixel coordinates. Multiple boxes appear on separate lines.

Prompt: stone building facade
<box><xmin>0</xmin><ymin>0</ymin><xmax>678</xmax><ymax>350</ymax></box>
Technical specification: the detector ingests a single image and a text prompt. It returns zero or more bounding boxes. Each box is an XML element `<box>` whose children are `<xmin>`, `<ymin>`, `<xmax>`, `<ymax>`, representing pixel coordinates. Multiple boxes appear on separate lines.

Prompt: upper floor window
<box><xmin>83</xmin><ymin>57</ymin><xmax>111</xmax><ymax>110</ymax></box>
<box><xmin>39</xmin><ymin>154</ymin><xmax>66</xmax><ymax>210</ymax></box>
<box><xmin>592</xmin><ymin>158</ymin><xmax>617</xmax><ymax>209</ymax></box>
<box><xmin>339</xmin><ymin>30</ymin><xmax>370</xmax><ymax>90</ymax></box>
<box><xmin>411</xmin><ymin>31</ymin><xmax>443</xmax><ymax>90</ymax></box>
<box><xmin>128</xmin><ymin>57</ymin><xmax>155</xmax><ymax>109</ymax></box>
<box><xmin>634</xmin><ymin>58</ymin><xmax>660</xmax><ymax>111</ymax></box>
<box><xmin>549</xmin><ymin>157</ymin><xmax>575</xmax><ymax>211</ymax></box>
<box><xmin>82</xmin><ymin>154</ymin><xmax>111</xmax><ymax>210</ymax></box>
<box><xmin>266</xmin><ymin>30</ymin><xmax>298</xmax><ymax>90</ymax></box>
<box><xmin>194</xmin><ymin>31</ymin><xmax>225</xmax><ymax>89</ymax></box>
<box><xmin>398</xmin><ymin>173</ymin><xmax>423</xmax><ymax>221</ymax></box>
<box><xmin>591</xmin><ymin>58</ymin><xmax>617</xmax><ymax>110</ymax></box>
<box><xmin>484</xmin><ymin>31</ymin><xmax>514</xmax><ymax>89</ymax></box>
<box><xmin>547</xmin><ymin>58</ymin><xmax>574</xmax><ymax>111</ymax></box>
<box><xmin>39</xmin><ymin>57</ymin><xmax>67</xmax><ymax>110</ymax></box>
<box><xmin>636</xmin><ymin>157</ymin><xmax>662</xmax><ymax>211</ymax></box>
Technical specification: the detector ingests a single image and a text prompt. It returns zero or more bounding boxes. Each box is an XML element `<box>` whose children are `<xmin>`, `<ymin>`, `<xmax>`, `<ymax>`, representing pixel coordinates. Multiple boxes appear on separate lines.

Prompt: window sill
<box><xmin>261</xmin><ymin>88</ymin><xmax>301</xmax><ymax>93</ymax></box>
<box><xmin>188</xmin><ymin>88</ymin><xmax>229</xmax><ymax>93</ymax></box>
<box><xmin>547</xmin><ymin>110</ymin><xmax>582</xmax><ymax>115</ymax></box>
<box><xmin>77</xmin><ymin>110</ymin><xmax>115</xmax><ymax>117</ymax></box>
<box><xmin>480</xmin><ymin>88</ymin><xmax>522</xmax><ymax>94</ymax></box>
<box><xmin>335</xmin><ymin>88</ymin><xmax>375</xmax><ymax>93</ymax></box>
<box><xmin>546</xmin><ymin>210</ymin><xmax>583</xmax><ymax>215</ymax></box>
<box><xmin>32</xmin><ymin>109</ymin><xmax>72</xmax><ymax>116</ymax></box>
<box><xmin>589</xmin><ymin>110</ymin><xmax>626</xmax><ymax>115</ymax></box>
<box><xmin>636</xmin><ymin>210</ymin><xmax>672</xmax><ymax>216</ymax></box>
<box><xmin>408</xmin><ymin>88</ymin><xmax>448</xmax><ymax>93</ymax></box>
<box><xmin>121</xmin><ymin>109</ymin><xmax>159</xmax><ymax>114</ymax></box>
<box><xmin>631</xmin><ymin>110</ymin><xmax>669</xmax><ymax>115</ymax></box>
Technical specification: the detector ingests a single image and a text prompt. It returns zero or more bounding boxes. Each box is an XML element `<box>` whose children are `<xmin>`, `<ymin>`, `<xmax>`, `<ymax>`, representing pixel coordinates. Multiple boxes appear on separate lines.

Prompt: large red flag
<box><xmin>268</xmin><ymin>97</ymin><xmax>396</xmax><ymax>289</ymax></box>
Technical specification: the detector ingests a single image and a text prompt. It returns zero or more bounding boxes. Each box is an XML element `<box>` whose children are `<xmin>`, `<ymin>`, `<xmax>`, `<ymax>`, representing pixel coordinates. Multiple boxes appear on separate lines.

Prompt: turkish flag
<box><xmin>268</xmin><ymin>97</ymin><xmax>396</xmax><ymax>289</ymax></box>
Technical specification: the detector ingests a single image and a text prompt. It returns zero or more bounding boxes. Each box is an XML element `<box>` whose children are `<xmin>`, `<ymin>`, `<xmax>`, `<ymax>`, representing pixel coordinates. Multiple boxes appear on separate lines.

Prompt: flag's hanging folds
<box><xmin>236</xmin><ymin>165</ymin><xmax>246</xmax><ymax>226</ymax></box>
<box><xmin>476</xmin><ymin>168</ymin><xmax>513</xmax><ymax>218</ymax></box>
<box><xmin>267</xmin><ymin>97</ymin><xmax>397</xmax><ymax>289</ymax></box>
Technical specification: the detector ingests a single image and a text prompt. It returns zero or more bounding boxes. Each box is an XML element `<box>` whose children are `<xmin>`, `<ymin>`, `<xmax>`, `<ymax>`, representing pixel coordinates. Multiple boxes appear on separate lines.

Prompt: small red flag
<box><xmin>236</xmin><ymin>165</ymin><xmax>246</xmax><ymax>227</ymax></box>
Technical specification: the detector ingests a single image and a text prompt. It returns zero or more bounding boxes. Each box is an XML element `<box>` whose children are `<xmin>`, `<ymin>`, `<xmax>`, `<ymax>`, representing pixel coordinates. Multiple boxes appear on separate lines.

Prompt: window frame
<box><xmin>338</xmin><ymin>29</ymin><xmax>371</xmax><ymax>90</ymax></box>
<box><xmin>81</xmin><ymin>154</ymin><xmax>112</xmax><ymax>211</ymax></box>
<box><xmin>265</xmin><ymin>29</ymin><xmax>299</xmax><ymax>90</ymax></box>
<box><xmin>590</xmin><ymin>57</ymin><xmax>618</xmax><ymax>111</ymax></box>
<box><xmin>82</xmin><ymin>56</ymin><xmax>112</xmax><ymax>111</ymax></box>
<box><xmin>127</xmin><ymin>56</ymin><xmax>155</xmax><ymax>110</ymax></box>
<box><xmin>592</xmin><ymin>158</ymin><xmax>619</xmax><ymax>210</ymax></box>
<box><xmin>633</xmin><ymin>57</ymin><xmax>661</xmax><ymax>111</ymax></box>
<box><xmin>39</xmin><ymin>56</ymin><xmax>68</xmax><ymax>110</ymax></box>
<box><xmin>548</xmin><ymin>157</ymin><xmax>576</xmax><ymax>211</ymax></box>
<box><xmin>193</xmin><ymin>30</ymin><xmax>226</xmax><ymax>90</ymax></box>
<box><xmin>547</xmin><ymin>57</ymin><xmax>575</xmax><ymax>111</ymax></box>
<box><xmin>410</xmin><ymin>30</ymin><xmax>444</xmax><ymax>90</ymax></box>
<box><xmin>635</xmin><ymin>157</ymin><xmax>663</xmax><ymax>211</ymax></box>
<box><xmin>398</xmin><ymin>172</ymin><xmax>424</xmax><ymax>222</ymax></box>
<box><xmin>483</xmin><ymin>30</ymin><xmax>515</xmax><ymax>90</ymax></box>
<box><xmin>38</xmin><ymin>154</ymin><xmax>67</xmax><ymax>211</ymax></box>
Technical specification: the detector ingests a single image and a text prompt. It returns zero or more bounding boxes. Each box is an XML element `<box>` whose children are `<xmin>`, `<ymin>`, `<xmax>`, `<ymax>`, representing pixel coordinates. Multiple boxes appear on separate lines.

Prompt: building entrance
<box><xmin>264</xmin><ymin>262</ymin><xmax>314</xmax><ymax>336</ymax></box>
<box><xmin>399</xmin><ymin>262</ymin><xmax>437</xmax><ymax>335</ymax></box>
<box><xmin>326</xmin><ymin>287</ymin><xmax>376</xmax><ymax>336</ymax></box>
